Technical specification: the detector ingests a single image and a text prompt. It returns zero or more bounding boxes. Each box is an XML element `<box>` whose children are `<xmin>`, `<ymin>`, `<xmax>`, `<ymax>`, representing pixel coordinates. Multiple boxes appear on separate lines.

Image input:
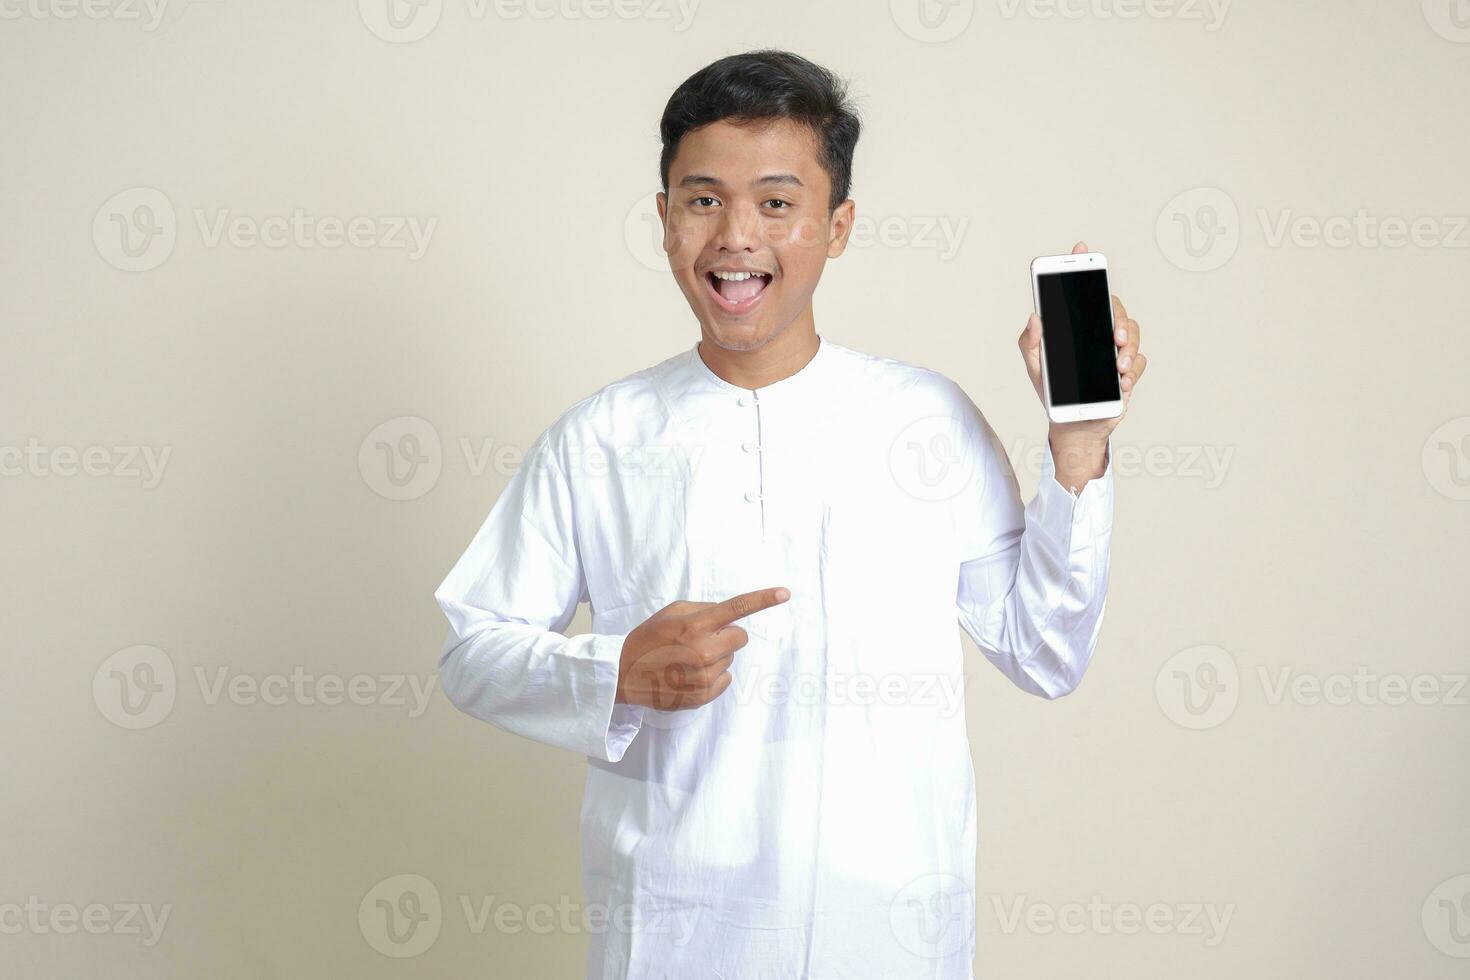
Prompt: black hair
<box><xmin>659</xmin><ymin>49</ymin><xmax>862</xmax><ymax>214</ymax></box>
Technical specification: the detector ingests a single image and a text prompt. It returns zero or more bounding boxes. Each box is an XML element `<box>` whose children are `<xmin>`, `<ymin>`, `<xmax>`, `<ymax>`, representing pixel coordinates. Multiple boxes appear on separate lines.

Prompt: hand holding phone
<box><xmin>1030</xmin><ymin>251</ymin><xmax>1124</xmax><ymax>424</ymax></box>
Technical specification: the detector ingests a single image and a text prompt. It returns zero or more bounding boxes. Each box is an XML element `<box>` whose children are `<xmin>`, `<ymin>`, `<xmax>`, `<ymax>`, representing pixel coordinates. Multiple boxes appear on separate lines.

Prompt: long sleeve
<box><xmin>433</xmin><ymin>426</ymin><xmax>646</xmax><ymax>761</ymax></box>
<box><xmin>950</xmin><ymin>394</ymin><xmax>1115</xmax><ymax>699</ymax></box>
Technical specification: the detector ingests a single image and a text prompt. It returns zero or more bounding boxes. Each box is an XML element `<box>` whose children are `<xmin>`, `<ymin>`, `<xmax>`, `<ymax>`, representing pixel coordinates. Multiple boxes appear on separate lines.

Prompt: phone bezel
<box><xmin>1030</xmin><ymin>251</ymin><xmax>1124</xmax><ymax>424</ymax></box>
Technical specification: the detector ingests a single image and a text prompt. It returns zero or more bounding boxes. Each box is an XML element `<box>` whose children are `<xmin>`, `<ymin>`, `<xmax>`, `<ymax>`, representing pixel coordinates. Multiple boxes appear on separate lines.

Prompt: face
<box><xmin>657</xmin><ymin>117</ymin><xmax>854</xmax><ymax>352</ymax></box>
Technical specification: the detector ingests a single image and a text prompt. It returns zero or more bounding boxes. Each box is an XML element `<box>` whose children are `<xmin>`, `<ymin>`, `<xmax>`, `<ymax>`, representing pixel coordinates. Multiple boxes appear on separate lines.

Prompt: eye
<box><xmin>764</xmin><ymin>199</ymin><xmax>792</xmax><ymax>210</ymax></box>
<box><xmin>691</xmin><ymin>196</ymin><xmax>719</xmax><ymax>208</ymax></box>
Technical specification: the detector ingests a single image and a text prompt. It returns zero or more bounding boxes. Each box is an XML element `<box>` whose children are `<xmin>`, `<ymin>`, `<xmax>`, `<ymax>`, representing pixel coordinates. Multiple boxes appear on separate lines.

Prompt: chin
<box><xmin>702</xmin><ymin>320</ymin><xmax>775</xmax><ymax>352</ymax></box>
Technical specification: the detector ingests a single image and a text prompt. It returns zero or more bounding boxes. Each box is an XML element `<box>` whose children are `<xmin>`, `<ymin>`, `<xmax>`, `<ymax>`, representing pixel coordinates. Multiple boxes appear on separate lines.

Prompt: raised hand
<box><xmin>615</xmin><ymin>587</ymin><xmax>791</xmax><ymax>711</ymax></box>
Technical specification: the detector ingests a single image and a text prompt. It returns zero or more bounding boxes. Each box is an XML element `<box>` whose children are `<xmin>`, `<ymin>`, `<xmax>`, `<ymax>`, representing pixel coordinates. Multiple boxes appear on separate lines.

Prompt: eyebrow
<box><xmin>677</xmin><ymin>173</ymin><xmax>805</xmax><ymax>189</ymax></box>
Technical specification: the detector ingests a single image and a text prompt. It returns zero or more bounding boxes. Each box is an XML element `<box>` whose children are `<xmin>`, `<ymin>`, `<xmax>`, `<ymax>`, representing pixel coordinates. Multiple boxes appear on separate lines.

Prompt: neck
<box><xmin>697</xmin><ymin>313</ymin><xmax>820</xmax><ymax>391</ymax></box>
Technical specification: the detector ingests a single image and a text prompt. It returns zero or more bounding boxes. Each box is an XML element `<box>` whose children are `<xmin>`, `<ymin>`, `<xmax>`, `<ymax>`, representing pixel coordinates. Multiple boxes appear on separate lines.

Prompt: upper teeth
<box><xmin>712</xmin><ymin>271</ymin><xmax>766</xmax><ymax>281</ymax></box>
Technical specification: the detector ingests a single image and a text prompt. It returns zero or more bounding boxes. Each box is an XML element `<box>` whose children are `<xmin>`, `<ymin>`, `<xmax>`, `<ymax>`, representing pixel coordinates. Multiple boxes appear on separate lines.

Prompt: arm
<box><xmin>952</xmin><ymin>397</ymin><xmax>1115</xmax><ymax>699</ymax></box>
<box><xmin>960</xmin><ymin>236</ymin><xmax>1144</xmax><ymax>697</ymax></box>
<box><xmin>433</xmin><ymin>427</ymin><xmax>645</xmax><ymax>761</ymax></box>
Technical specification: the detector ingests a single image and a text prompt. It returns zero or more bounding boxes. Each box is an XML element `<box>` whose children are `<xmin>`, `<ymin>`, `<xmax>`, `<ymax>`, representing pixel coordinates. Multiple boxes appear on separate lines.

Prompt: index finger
<box><xmin>693</xmin><ymin>587</ymin><xmax>791</xmax><ymax>633</ymax></box>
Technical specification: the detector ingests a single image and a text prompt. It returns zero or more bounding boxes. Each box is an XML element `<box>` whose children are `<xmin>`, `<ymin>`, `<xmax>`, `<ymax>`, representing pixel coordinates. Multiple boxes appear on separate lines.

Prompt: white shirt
<box><xmin>435</xmin><ymin>334</ymin><xmax>1114</xmax><ymax>980</ymax></box>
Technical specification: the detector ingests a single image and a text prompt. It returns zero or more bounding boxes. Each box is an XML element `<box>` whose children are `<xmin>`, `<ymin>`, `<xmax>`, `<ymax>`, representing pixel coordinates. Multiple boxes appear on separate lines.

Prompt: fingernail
<box><xmin>1120</xmin><ymin>354</ymin><xmax>1132</xmax><ymax>370</ymax></box>
<box><xmin>775</xmin><ymin>588</ymin><xmax>790</xmax><ymax>601</ymax></box>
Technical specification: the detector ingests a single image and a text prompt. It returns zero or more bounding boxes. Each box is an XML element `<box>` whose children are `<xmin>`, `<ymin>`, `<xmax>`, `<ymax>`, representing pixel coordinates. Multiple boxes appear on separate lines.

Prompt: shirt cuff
<box><xmin>578</xmin><ymin>631</ymin><xmax>646</xmax><ymax>763</ymax></box>
<box><xmin>1034</xmin><ymin>434</ymin><xmax>1114</xmax><ymax>535</ymax></box>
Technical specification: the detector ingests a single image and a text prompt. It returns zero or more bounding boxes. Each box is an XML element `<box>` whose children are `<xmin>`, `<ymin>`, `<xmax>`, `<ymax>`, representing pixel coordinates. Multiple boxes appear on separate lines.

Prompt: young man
<box><xmin>436</xmin><ymin>49</ymin><xmax>1146</xmax><ymax>980</ymax></box>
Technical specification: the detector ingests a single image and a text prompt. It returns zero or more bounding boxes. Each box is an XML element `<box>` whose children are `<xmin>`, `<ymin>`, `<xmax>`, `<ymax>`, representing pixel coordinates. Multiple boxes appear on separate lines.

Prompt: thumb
<box><xmin>1071</xmin><ymin>240</ymin><xmax>1088</xmax><ymax>254</ymax></box>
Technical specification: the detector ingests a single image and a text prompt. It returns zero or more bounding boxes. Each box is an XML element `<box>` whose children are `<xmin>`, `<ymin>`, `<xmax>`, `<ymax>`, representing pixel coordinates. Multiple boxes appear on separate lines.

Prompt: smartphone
<box><xmin>1030</xmin><ymin>252</ymin><xmax>1123</xmax><ymax>423</ymax></box>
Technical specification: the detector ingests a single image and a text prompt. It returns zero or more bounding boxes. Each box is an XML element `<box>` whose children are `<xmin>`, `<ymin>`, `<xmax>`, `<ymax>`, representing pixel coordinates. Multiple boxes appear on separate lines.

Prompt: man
<box><xmin>435</xmin><ymin>49</ymin><xmax>1146</xmax><ymax>980</ymax></box>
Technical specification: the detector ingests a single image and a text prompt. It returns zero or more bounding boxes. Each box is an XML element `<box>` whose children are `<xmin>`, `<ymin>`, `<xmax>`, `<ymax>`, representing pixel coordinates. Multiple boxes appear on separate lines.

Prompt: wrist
<box><xmin>1048</xmin><ymin>428</ymin><xmax>1109</xmax><ymax>491</ymax></box>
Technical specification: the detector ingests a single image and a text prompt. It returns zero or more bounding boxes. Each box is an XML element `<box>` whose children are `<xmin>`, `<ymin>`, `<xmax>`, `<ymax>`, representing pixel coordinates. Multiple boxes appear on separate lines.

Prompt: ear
<box><xmin>826</xmin><ymin>198</ymin><xmax>855</xmax><ymax>259</ymax></box>
<box><xmin>656</xmin><ymin>190</ymin><xmax>667</xmax><ymax>225</ymax></box>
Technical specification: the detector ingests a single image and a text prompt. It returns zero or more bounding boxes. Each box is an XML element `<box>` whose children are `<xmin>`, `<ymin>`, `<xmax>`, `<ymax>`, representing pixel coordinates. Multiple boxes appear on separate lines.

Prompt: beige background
<box><xmin>3</xmin><ymin>1</ymin><xmax>1468</xmax><ymax>977</ymax></box>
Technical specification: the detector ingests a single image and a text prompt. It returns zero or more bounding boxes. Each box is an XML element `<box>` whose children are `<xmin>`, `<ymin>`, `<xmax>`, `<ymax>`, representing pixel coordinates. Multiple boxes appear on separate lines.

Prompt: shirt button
<box><xmin>737</xmin><ymin>396</ymin><xmax>752</xmax><ymax>407</ymax></box>
<box><xmin>742</xmin><ymin>441</ymin><xmax>759</xmax><ymax>453</ymax></box>
<box><xmin>743</xmin><ymin>491</ymin><xmax>761</xmax><ymax>503</ymax></box>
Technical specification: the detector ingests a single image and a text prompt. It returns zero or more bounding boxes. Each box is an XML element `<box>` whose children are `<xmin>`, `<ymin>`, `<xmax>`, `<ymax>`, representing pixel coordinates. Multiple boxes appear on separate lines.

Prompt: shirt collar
<box><xmin>685</xmin><ymin>332</ymin><xmax>837</xmax><ymax>407</ymax></box>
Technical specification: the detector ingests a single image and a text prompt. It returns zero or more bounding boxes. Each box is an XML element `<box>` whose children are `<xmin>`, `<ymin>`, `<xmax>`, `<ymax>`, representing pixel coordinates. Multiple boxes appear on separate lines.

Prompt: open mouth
<box><xmin>704</xmin><ymin>270</ymin><xmax>772</xmax><ymax>315</ymax></box>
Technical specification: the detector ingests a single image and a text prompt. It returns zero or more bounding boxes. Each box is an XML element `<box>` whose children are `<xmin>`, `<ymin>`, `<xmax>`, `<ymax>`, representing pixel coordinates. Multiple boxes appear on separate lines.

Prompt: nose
<box><xmin>712</xmin><ymin>201</ymin><xmax>764</xmax><ymax>254</ymax></box>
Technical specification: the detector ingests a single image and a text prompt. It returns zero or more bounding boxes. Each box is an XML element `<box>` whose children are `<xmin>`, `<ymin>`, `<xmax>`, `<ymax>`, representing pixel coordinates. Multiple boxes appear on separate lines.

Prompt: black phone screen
<box><xmin>1037</xmin><ymin>268</ymin><xmax>1120</xmax><ymax>406</ymax></box>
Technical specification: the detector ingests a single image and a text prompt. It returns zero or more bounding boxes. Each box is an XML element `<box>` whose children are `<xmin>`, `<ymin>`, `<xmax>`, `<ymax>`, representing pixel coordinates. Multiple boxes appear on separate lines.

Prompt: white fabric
<box><xmin>435</xmin><ymin>334</ymin><xmax>1114</xmax><ymax>979</ymax></box>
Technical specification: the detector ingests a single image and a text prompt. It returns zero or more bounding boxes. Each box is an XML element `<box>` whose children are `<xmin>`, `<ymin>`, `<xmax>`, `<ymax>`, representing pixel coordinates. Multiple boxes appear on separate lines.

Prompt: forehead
<box><xmin>669</xmin><ymin>117</ymin><xmax>829</xmax><ymax>194</ymax></box>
